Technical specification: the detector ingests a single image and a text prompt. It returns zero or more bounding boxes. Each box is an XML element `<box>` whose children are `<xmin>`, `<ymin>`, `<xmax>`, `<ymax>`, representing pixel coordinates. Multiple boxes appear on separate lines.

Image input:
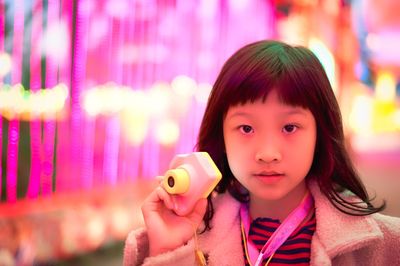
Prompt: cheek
<box><xmin>225</xmin><ymin>140</ymin><xmax>240</xmax><ymax>166</ymax></box>
<box><xmin>287</xmin><ymin>131</ymin><xmax>316</xmax><ymax>159</ymax></box>
<box><xmin>224</xmin><ymin>137</ymin><xmax>246</xmax><ymax>175</ymax></box>
<box><xmin>296</xmin><ymin>133</ymin><xmax>316</xmax><ymax>167</ymax></box>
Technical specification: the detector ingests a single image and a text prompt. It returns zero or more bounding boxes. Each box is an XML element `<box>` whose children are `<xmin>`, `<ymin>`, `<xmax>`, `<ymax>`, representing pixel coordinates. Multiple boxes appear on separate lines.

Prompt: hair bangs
<box><xmin>275</xmin><ymin>45</ymin><xmax>331</xmax><ymax>116</ymax></box>
<box><xmin>224</xmin><ymin>71</ymin><xmax>277</xmax><ymax>108</ymax></box>
<box><xmin>219</xmin><ymin>44</ymin><xmax>325</xmax><ymax>115</ymax></box>
<box><xmin>219</xmin><ymin>52</ymin><xmax>284</xmax><ymax>113</ymax></box>
<box><xmin>274</xmin><ymin>67</ymin><xmax>317</xmax><ymax>110</ymax></box>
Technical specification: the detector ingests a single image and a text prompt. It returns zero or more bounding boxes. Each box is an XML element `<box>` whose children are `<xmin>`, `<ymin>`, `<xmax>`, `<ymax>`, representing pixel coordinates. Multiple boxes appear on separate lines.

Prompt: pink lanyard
<box><xmin>240</xmin><ymin>191</ymin><xmax>314</xmax><ymax>266</ymax></box>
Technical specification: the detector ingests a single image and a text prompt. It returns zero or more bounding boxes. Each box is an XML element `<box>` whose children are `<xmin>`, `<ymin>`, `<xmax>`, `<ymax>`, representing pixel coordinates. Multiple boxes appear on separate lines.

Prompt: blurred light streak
<box><xmin>309</xmin><ymin>38</ymin><xmax>337</xmax><ymax>93</ymax></box>
<box><xmin>0</xmin><ymin>0</ymin><xmax>5</xmax><ymax>199</ymax></box>
<box><xmin>70</xmin><ymin>0</ymin><xmax>89</xmax><ymax>191</ymax></box>
<box><xmin>87</xmin><ymin>15</ymin><xmax>108</xmax><ymax>50</ymax></box>
<box><xmin>41</xmin><ymin>20</ymin><xmax>69</xmax><ymax>64</ymax></box>
<box><xmin>27</xmin><ymin>0</ymin><xmax>43</xmax><ymax>199</ymax></box>
<box><xmin>81</xmin><ymin>117</ymin><xmax>95</xmax><ymax>189</ymax></box>
<box><xmin>198</xmin><ymin>0</ymin><xmax>218</xmax><ymax>19</ymax></box>
<box><xmin>42</xmin><ymin>120</ymin><xmax>56</xmax><ymax>195</ymax></box>
<box><xmin>42</xmin><ymin>0</ymin><xmax>62</xmax><ymax>196</ymax></box>
<box><xmin>105</xmin><ymin>0</ymin><xmax>129</xmax><ymax>19</ymax></box>
<box><xmin>0</xmin><ymin>52</ymin><xmax>12</xmax><ymax>77</ymax></box>
<box><xmin>229</xmin><ymin>0</ymin><xmax>250</xmax><ymax>11</ymax></box>
<box><xmin>6</xmin><ymin>0</ymin><xmax>25</xmax><ymax>203</ymax></box>
<box><xmin>103</xmin><ymin>116</ymin><xmax>120</xmax><ymax>186</ymax></box>
<box><xmin>55</xmin><ymin>0</ymin><xmax>73</xmax><ymax>193</ymax></box>
<box><xmin>6</xmin><ymin>120</ymin><xmax>19</xmax><ymax>202</ymax></box>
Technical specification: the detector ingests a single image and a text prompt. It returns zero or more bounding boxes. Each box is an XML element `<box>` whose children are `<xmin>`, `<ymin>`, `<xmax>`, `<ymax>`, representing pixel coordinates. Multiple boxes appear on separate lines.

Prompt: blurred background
<box><xmin>0</xmin><ymin>0</ymin><xmax>399</xmax><ymax>265</ymax></box>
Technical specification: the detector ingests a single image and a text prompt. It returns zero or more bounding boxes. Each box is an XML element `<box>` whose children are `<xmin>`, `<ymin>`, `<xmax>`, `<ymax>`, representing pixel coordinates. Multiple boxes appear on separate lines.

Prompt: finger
<box><xmin>187</xmin><ymin>198</ymin><xmax>208</xmax><ymax>226</ymax></box>
<box><xmin>155</xmin><ymin>175</ymin><xmax>164</xmax><ymax>183</ymax></box>
<box><xmin>155</xmin><ymin>186</ymin><xmax>175</xmax><ymax>210</ymax></box>
<box><xmin>142</xmin><ymin>186</ymin><xmax>174</xmax><ymax>212</ymax></box>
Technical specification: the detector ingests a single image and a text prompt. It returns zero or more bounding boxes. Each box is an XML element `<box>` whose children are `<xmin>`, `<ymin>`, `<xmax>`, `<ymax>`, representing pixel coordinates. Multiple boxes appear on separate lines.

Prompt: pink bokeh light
<box><xmin>1</xmin><ymin>0</ymin><xmax>277</xmax><ymax>199</ymax></box>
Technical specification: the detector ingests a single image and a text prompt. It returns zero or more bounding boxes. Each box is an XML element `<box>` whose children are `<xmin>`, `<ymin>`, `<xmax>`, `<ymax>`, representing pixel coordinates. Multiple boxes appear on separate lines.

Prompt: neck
<box><xmin>249</xmin><ymin>182</ymin><xmax>308</xmax><ymax>221</ymax></box>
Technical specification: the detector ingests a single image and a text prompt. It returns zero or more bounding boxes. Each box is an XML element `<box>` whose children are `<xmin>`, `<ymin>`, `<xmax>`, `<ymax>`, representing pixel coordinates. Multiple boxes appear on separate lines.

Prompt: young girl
<box><xmin>123</xmin><ymin>40</ymin><xmax>400</xmax><ymax>266</ymax></box>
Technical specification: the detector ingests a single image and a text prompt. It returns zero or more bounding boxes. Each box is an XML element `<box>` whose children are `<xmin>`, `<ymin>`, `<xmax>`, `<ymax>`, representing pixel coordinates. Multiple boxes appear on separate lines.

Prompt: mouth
<box><xmin>253</xmin><ymin>171</ymin><xmax>285</xmax><ymax>184</ymax></box>
<box><xmin>254</xmin><ymin>171</ymin><xmax>284</xmax><ymax>177</ymax></box>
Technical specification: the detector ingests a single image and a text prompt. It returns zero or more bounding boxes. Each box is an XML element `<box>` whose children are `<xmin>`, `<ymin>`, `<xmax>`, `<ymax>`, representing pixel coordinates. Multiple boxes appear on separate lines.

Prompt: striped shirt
<box><xmin>243</xmin><ymin>212</ymin><xmax>316</xmax><ymax>265</ymax></box>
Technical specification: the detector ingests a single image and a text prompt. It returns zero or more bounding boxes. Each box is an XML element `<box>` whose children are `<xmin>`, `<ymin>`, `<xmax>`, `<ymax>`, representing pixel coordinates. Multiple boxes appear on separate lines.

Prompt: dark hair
<box><xmin>195</xmin><ymin>40</ymin><xmax>385</xmax><ymax>231</ymax></box>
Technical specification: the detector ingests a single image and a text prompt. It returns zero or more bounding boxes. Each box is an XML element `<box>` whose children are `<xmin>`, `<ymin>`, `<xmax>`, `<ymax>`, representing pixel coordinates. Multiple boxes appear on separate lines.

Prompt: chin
<box><xmin>253</xmin><ymin>190</ymin><xmax>288</xmax><ymax>201</ymax></box>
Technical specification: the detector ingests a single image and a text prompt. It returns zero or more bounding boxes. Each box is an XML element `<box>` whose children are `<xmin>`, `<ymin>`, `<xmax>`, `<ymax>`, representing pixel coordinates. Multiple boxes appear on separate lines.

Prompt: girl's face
<box><xmin>223</xmin><ymin>89</ymin><xmax>317</xmax><ymax>203</ymax></box>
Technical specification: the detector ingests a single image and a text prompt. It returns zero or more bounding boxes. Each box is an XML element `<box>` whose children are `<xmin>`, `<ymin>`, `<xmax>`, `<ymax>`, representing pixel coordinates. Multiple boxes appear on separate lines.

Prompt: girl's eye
<box><xmin>282</xmin><ymin>124</ymin><xmax>298</xmax><ymax>134</ymax></box>
<box><xmin>239</xmin><ymin>125</ymin><xmax>254</xmax><ymax>134</ymax></box>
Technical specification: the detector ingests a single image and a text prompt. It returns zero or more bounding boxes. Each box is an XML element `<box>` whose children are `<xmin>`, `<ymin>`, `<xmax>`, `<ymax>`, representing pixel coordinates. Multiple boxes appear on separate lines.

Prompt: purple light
<box><xmin>41</xmin><ymin>0</ymin><xmax>61</xmax><ymax>196</ymax></box>
<box><xmin>6</xmin><ymin>0</ymin><xmax>25</xmax><ymax>202</ymax></box>
<box><xmin>6</xmin><ymin>120</ymin><xmax>19</xmax><ymax>202</ymax></box>
<box><xmin>103</xmin><ymin>116</ymin><xmax>120</xmax><ymax>185</ymax></box>
<box><xmin>42</xmin><ymin>120</ymin><xmax>56</xmax><ymax>195</ymax></box>
<box><xmin>55</xmin><ymin>0</ymin><xmax>73</xmax><ymax>192</ymax></box>
<box><xmin>28</xmin><ymin>120</ymin><xmax>41</xmax><ymax>198</ymax></box>
<box><xmin>27</xmin><ymin>0</ymin><xmax>43</xmax><ymax>199</ymax></box>
<box><xmin>101</xmin><ymin>13</ymin><xmax>121</xmax><ymax>186</ymax></box>
<box><xmin>71</xmin><ymin>0</ymin><xmax>89</xmax><ymax>190</ymax></box>
<box><xmin>81</xmin><ymin>118</ymin><xmax>95</xmax><ymax>189</ymax></box>
<box><xmin>11</xmin><ymin>0</ymin><xmax>24</xmax><ymax>83</ymax></box>
<box><xmin>0</xmin><ymin>0</ymin><xmax>4</xmax><ymax>199</ymax></box>
<box><xmin>0</xmin><ymin>114</ymin><xmax>2</xmax><ymax>199</ymax></box>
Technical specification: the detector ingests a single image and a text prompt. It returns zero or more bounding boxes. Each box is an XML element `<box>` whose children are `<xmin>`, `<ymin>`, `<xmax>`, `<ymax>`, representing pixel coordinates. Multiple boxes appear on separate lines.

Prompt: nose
<box><xmin>255</xmin><ymin>138</ymin><xmax>282</xmax><ymax>163</ymax></box>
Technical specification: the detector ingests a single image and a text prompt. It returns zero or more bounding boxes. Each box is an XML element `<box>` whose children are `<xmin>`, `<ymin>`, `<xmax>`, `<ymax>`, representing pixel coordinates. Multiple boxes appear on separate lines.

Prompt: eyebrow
<box><xmin>281</xmin><ymin>109</ymin><xmax>309</xmax><ymax>117</ymax></box>
<box><xmin>226</xmin><ymin>108</ymin><xmax>309</xmax><ymax>119</ymax></box>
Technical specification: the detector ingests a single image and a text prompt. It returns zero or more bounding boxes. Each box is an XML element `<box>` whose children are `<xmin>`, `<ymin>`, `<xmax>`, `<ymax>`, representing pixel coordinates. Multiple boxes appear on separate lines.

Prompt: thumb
<box><xmin>187</xmin><ymin>198</ymin><xmax>208</xmax><ymax>226</ymax></box>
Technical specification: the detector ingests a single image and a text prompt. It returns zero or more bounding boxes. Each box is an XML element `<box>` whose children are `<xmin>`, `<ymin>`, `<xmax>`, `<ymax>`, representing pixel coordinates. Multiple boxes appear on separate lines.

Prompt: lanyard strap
<box><xmin>240</xmin><ymin>191</ymin><xmax>314</xmax><ymax>266</ymax></box>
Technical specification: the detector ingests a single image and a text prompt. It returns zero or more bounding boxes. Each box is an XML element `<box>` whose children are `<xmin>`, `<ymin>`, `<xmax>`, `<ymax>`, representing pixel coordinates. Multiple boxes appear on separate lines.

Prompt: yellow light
<box><xmin>394</xmin><ymin>110</ymin><xmax>400</xmax><ymax>130</ymax></box>
<box><xmin>375</xmin><ymin>71</ymin><xmax>396</xmax><ymax>102</ymax></box>
<box><xmin>109</xmin><ymin>206</ymin><xmax>131</xmax><ymax>238</ymax></box>
<box><xmin>348</xmin><ymin>95</ymin><xmax>373</xmax><ymax>134</ymax></box>
<box><xmin>120</xmin><ymin>105</ymin><xmax>149</xmax><ymax>146</ymax></box>
<box><xmin>195</xmin><ymin>83</ymin><xmax>212</xmax><ymax>104</ymax></box>
<box><xmin>154</xmin><ymin>120</ymin><xmax>180</xmax><ymax>146</ymax></box>
<box><xmin>148</xmin><ymin>82</ymin><xmax>172</xmax><ymax>116</ymax></box>
<box><xmin>105</xmin><ymin>85</ymin><xmax>126</xmax><ymax>114</ymax></box>
<box><xmin>171</xmin><ymin>75</ymin><xmax>197</xmax><ymax>98</ymax></box>
<box><xmin>0</xmin><ymin>83</ymin><xmax>69</xmax><ymax>120</ymax></box>
<box><xmin>86</xmin><ymin>213</ymin><xmax>106</xmax><ymax>249</ymax></box>
<box><xmin>82</xmin><ymin>88</ymin><xmax>101</xmax><ymax>116</ymax></box>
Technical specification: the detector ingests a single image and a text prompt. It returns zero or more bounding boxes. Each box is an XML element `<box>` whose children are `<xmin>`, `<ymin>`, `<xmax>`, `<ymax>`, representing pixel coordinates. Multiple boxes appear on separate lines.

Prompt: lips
<box><xmin>253</xmin><ymin>171</ymin><xmax>284</xmax><ymax>184</ymax></box>
<box><xmin>254</xmin><ymin>171</ymin><xmax>284</xmax><ymax>177</ymax></box>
